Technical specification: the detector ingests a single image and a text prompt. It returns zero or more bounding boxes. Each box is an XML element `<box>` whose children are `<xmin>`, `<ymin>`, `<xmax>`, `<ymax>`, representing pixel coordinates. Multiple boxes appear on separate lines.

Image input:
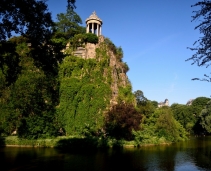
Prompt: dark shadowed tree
<box><xmin>67</xmin><ymin>0</ymin><xmax>76</xmax><ymax>10</ymax></box>
<box><xmin>0</xmin><ymin>0</ymin><xmax>77</xmax><ymax>42</ymax></box>
<box><xmin>134</xmin><ymin>90</ymin><xmax>147</xmax><ymax>105</ymax></box>
<box><xmin>105</xmin><ymin>103</ymin><xmax>142</xmax><ymax>140</ymax></box>
<box><xmin>0</xmin><ymin>0</ymin><xmax>59</xmax><ymax>74</ymax></box>
<box><xmin>0</xmin><ymin>37</ymin><xmax>59</xmax><ymax>138</ymax></box>
<box><xmin>134</xmin><ymin>90</ymin><xmax>155</xmax><ymax>118</ymax></box>
<box><xmin>0</xmin><ymin>0</ymin><xmax>53</xmax><ymax>44</ymax></box>
<box><xmin>187</xmin><ymin>0</ymin><xmax>211</xmax><ymax>81</ymax></box>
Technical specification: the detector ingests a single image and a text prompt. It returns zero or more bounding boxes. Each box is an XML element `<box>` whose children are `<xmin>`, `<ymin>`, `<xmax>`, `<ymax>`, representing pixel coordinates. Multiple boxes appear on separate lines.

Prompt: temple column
<box><xmin>87</xmin><ymin>24</ymin><xmax>89</xmax><ymax>33</ymax></box>
<box><xmin>97</xmin><ymin>24</ymin><xmax>99</xmax><ymax>36</ymax></box>
<box><xmin>100</xmin><ymin>26</ymin><xmax>102</xmax><ymax>35</ymax></box>
<box><xmin>92</xmin><ymin>23</ymin><xmax>94</xmax><ymax>34</ymax></box>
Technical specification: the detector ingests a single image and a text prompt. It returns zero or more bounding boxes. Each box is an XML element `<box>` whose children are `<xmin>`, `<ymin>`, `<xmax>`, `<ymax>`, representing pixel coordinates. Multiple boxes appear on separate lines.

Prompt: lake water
<box><xmin>1</xmin><ymin>136</ymin><xmax>211</xmax><ymax>171</ymax></box>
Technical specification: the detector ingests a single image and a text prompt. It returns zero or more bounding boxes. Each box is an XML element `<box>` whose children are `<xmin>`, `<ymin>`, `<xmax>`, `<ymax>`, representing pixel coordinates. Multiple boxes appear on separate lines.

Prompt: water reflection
<box><xmin>0</xmin><ymin>137</ymin><xmax>211</xmax><ymax>171</ymax></box>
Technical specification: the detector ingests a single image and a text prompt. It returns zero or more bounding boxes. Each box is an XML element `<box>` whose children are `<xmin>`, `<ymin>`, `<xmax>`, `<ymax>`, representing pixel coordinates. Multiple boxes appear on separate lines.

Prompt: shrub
<box><xmin>105</xmin><ymin>103</ymin><xmax>142</xmax><ymax>140</ymax></box>
<box><xmin>122</xmin><ymin>62</ymin><xmax>129</xmax><ymax>73</ymax></box>
<box><xmin>85</xmin><ymin>33</ymin><xmax>98</xmax><ymax>44</ymax></box>
<box><xmin>104</xmin><ymin>38</ymin><xmax>117</xmax><ymax>54</ymax></box>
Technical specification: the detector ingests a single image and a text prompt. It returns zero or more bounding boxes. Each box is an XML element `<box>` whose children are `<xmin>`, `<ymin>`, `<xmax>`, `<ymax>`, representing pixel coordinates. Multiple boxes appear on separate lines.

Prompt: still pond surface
<box><xmin>0</xmin><ymin>136</ymin><xmax>211</xmax><ymax>171</ymax></box>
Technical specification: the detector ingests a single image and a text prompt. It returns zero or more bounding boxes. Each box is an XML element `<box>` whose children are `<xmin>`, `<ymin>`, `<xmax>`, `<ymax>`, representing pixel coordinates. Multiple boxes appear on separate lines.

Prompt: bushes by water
<box><xmin>133</xmin><ymin>107</ymin><xmax>188</xmax><ymax>145</ymax></box>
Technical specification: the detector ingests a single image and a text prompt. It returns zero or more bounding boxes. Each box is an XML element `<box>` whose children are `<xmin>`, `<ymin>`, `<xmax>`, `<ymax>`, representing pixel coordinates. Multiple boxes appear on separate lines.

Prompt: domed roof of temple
<box><xmin>86</xmin><ymin>11</ymin><xmax>103</xmax><ymax>24</ymax></box>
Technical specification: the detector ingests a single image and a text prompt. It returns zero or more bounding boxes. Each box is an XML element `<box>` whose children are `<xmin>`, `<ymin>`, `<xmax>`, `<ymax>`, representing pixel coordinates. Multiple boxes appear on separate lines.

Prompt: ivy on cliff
<box><xmin>57</xmin><ymin>50</ymin><xmax>112</xmax><ymax>136</ymax></box>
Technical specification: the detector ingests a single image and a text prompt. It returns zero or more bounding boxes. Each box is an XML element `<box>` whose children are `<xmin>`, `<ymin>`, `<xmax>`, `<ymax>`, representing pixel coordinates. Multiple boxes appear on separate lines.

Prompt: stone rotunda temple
<box><xmin>72</xmin><ymin>11</ymin><xmax>103</xmax><ymax>58</ymax></box>
<box><xmin>86</xmin><ymin>11</ymin><xmax>103</xmax><ymax>36</ymax></box>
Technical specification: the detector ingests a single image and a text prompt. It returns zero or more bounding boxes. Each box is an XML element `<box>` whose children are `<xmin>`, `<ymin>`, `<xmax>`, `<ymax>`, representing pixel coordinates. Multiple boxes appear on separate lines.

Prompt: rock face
<box><xmin>107</xmin><ymin>45</ymin><xmax>128</xmax><ymax>105</ymax></box>
<box><xmin>71</xmin><ymin>35</ymin><xmax>130</xmax><ymax>105</ymax></box>
<box><xmin>186</xmin><ymin>99</ymin><xmax>194</xmax><ymax>106</ymax></box>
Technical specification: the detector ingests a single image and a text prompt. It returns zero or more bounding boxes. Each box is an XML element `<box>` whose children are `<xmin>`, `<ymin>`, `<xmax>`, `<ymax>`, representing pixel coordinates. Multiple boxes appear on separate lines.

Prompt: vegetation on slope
<box><xmin>0</xmin><ymin>0</ymin><xmax>210</xmax><ymax>148</ymax></box>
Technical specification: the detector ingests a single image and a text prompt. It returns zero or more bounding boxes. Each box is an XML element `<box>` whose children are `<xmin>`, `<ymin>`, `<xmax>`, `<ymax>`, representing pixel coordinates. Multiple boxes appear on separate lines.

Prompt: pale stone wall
<box><xmin>86</xmin><ymin>43</ymin><xmax>96</xmax><ymax>59</ymax></box>
<box><xmin>72</xmin><ymin>35</ymin><xmax>105</xmax><ymax>59</ymax></box>
<box><xmin>73</xmin><ymin>47</ymin><xmax>86</xmax><ymax>59</ymax></box>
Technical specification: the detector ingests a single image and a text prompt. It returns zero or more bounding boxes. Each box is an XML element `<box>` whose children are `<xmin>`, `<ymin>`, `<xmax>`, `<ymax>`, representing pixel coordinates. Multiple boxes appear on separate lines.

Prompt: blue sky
<box><xmin>47</xmin><ymin>0</ymin><xmax>210</xmax><ymax>105</ymax></box>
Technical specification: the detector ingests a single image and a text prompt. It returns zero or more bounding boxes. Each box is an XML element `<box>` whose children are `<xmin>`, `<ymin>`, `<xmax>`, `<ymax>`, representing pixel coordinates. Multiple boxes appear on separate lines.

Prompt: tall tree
<box><xmin>0</xmin><ymin>40</ymin><xmax>58</xmax><ymax>138</ymax></box>
<box><xmin>0</xmin><ymin>0</ymin><xmax>53</xmax><ymax>44</ymax></box>
<box><xmin>187</xmin><ymin>1</ymin><xmax>211</xmax><ymax>81</ymax></box>
<box><xmin>171</xmin><ymin>103</ymin><xmax>196</xmax><ymax>133</ymax></box>
<box><xmin>54</xmin><ymin>8</ymin><xmax>85</xmax><ymax>40</ymax></box>
<box><xmin>134</xmin><ymin>90</ymin><xmax>147</xmax><ymax>105</ymax></box>
<box><xmin>0</xmin><ymin>0</ymin><xmax>58</xmax><ymax>75</ymax></box>
<box><xmin>67</xmin><ymin>0</ymin><xmax>76</xmax><ymax>10</ymax></box>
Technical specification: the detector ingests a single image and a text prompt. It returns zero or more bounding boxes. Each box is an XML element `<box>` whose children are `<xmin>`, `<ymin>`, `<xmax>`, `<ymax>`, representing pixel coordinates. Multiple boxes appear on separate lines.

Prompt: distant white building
<box><xmin>158</xmin><ymin>99</ymin><xmax>169</xmax><ymax>108</ymax></box>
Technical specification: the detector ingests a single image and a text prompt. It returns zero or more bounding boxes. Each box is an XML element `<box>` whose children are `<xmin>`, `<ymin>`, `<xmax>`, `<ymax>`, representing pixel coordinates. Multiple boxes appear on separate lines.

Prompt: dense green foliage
<box><xmin>54</xmin><ymin>8</ymin><xmax>85</xmax><ymax>40</ymax></box>
<box><xmin>85</xmin><ymin>33</ymin><xmax>99</xmax><ymax>44</ymax></box>
<box><xmin>57</xmin><ymin>52</ymin><xmax>111</xmax><ymax>136</ymax></box>
<box><xmin>171</xmin><ymin>97</ymin><xmax>210</xmax><ymax>134</ymax></box>
<box><xmin>0</xmin><ymin>38</ymin><xmax>58</xmax><ymax>139</ymax></box>
<box><xmin>134</xmin><ymin>90</ymin><xmax>155</xmax><ymax>118</ymax></box>
<box><xmin>1</xmin><ymin>0</ymin><xmax>210</xmax><ymax>147</ymax></box>
<box><xmin>200</xmin><ymin>100</ymin><xmax>211</xmax><ymax>133</ymax></box>
<box><xmin>133</xmin><ymin>107</ymin><xmax>187</xmax><ymax>145</ymax></box>
<box><xmin>104</xmin><ymin>38</ymin><xmax>124</xmax><ymax>62</ymax></box>
<box><xmin>69</xmin><ymin>33</ymin><xmax>99</xmax><ymax>50</ymax></box>
<box><xmin>0</xmin><ymin>0</ymin><xmax>58</xmax><ymax>138</ymax></box>
<box><xmin>118</xmin><ymin>85</ymin><xmax>135</xmax><ymax>104</ymax></box>
<box><xmin>0</xmin><ymin>0</ymin><xmax>53</xmax><ymax>43</ymax></box>
<box><xmin>105</xmin><ymin>103</ymin><xmax>142</xmax><ymax>140</ymax></box>
<box><xmin>192</xmin><ymin>97</ymin><xmax>210</xmax><ymax>117</ymax></box>
<box><xmin>171</xmin><ymin>104</ymin><xmax>196</xmax><ymax>134</ymax></box>
<box><xmin>134</xmin><ymin>90</ymin><xmax>147</xmax><ymax>105</ymax></box>
<box><xmin>131</xmin><ymin>90</ymin><xmax>188</xmax><ymax>145</ymax></box>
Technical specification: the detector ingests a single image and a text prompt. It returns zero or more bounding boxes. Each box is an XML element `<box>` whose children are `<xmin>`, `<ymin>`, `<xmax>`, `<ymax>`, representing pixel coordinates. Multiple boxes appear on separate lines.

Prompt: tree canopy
<box><xmin>67</xmin><ymin>0</ymin><xmax>76</xmax><ymax>10</ymax></box>
<box><xmin>54</xmin><ymin>8</ymin><xmax>85</xmax><ymax>40</ymax></box>
<box><xmin>105</xmin><ymin>103</ymin><xmax>142</xmax><ymax>140</ymax></box>
<box><xmin>0</xmin><ymin>0</ymin><xmax>53</xmax><ymax>44</ymax></box>
<box><xmin>0</xmin><ymin>0</ymin><xmax>77</xmax><ymax>43</ymax></box>
<box><xmin>200</xmin><ymin>100</ymin><xmax>211</xmax><ymax>133</ymax></box>
<box><xmin>187</xmin><ymin>0</ymin><xmax>211</xmax><ymax>81</ymax></box>
<box><xmin>134</xmin><ymin>90</ymin><xmax>147</xmax><ymax>105</ymax></box>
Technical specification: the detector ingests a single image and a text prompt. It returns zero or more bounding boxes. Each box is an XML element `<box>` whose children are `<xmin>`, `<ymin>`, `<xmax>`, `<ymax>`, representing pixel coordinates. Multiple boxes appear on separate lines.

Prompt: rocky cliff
<box><xmin>71</xmin><ymin>35</ymin><xmax>131</xmax><ymax>106</ymax></box>
<box><xmin>58</xmin><ymin>35</ymin><xmax>134</xmax><ymax>135</ymax></box>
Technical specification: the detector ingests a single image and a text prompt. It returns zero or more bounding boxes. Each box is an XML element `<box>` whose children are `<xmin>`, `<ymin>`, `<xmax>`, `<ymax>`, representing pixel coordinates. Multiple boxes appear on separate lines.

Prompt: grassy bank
<box><xmin>0</xmin><ymin>136</ymin><xmax>174</xmax><ymax>150</ymax></box>
<box><xmin>0</xmin><ymin>136</ymin><xmax>58</xmax><ymax>147</ymax></box>
<box><xmin>0</xmin><ymin>136</ymin><xmax>117</xmax><ymax>149</ymax></box>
